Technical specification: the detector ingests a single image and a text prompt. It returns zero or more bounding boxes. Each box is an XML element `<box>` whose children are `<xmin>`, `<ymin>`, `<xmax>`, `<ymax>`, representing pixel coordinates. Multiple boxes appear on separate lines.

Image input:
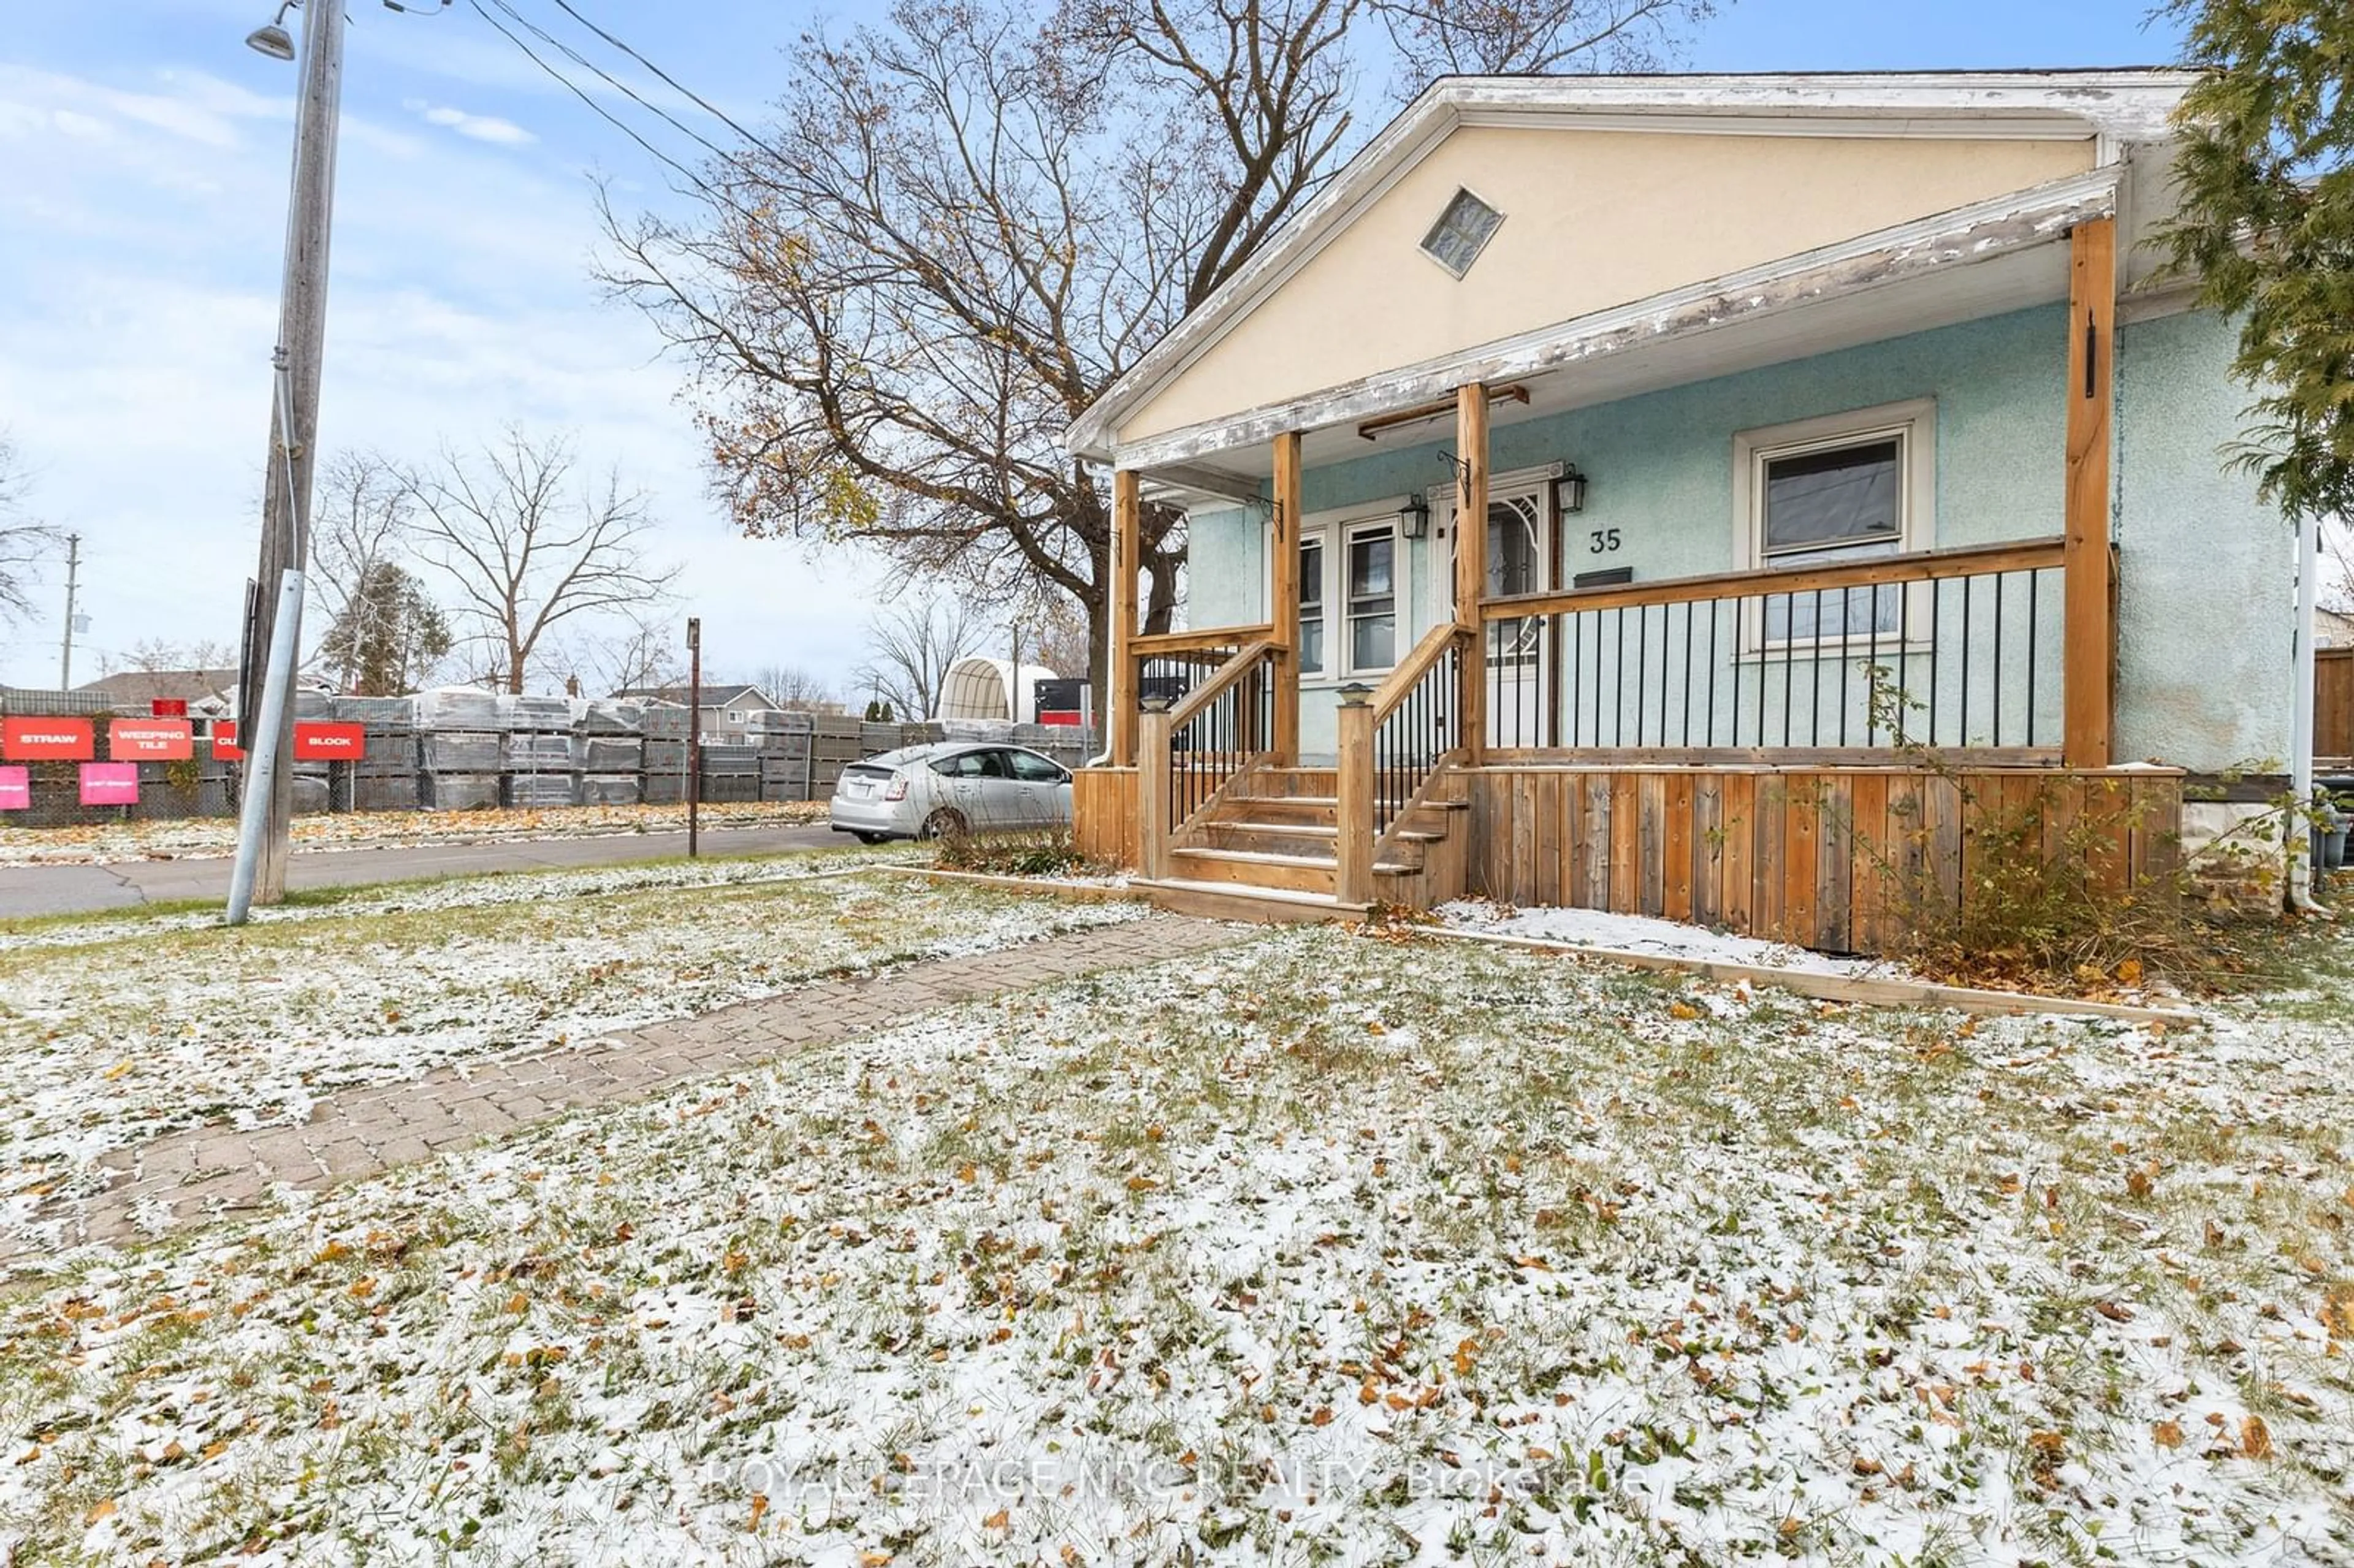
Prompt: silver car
<box><xmin>829</xmin><ymin>742</ymin><xmax>1075</xmax><ymax>843</ymax></box>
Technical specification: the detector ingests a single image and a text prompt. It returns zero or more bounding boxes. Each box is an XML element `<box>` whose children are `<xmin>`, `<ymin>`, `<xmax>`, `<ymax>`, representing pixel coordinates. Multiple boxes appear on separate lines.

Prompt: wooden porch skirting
<box><xmin>1073</xmin><ymin>767</ymin><xmax>1141</xmax><ymax>869</ymax></box>
<box><xmin>1465</xmin><ymin>763</ymin><xmax>2184</xmax><ymax>957</ymax></box>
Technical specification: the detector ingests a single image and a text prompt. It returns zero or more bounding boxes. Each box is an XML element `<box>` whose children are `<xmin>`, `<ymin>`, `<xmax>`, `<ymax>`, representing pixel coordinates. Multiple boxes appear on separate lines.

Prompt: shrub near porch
<box><xmin>1</xmin><ymin>926</ymin><xmax>2347</xmax><ymax>1564</ymax></box>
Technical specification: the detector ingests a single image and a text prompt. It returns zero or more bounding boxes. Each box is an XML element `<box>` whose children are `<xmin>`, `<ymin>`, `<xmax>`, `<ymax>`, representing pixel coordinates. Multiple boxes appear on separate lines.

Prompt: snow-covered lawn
<box><xmin>0</xmin><ymin>854</ymin><xmax>1141</xmax><ymax>1224</ymax></box>
<box><xmin>2</xmin><ymin>926</ymin><xmax>2347</xmax><ymax>1565</ymax></box>
<box><xmin>0</xmin><ymin>799</ymin><xmax>829</xmax><ymax>867</ymax></box>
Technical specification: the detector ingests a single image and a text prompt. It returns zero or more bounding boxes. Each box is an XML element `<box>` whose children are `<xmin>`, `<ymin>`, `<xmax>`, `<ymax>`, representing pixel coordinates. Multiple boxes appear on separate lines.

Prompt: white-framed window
<box><xmin>1732</xmin><ymin>398</ymin><xmax>1936</xmax><ymax>649</ymax></box>
<box><xmin>1345</xmin><ymin>526</ymin><xmax>1397</xmax><ymax>671</ymax></box>
<box><xmin>1419</xmin><ymin>187</ymin><xmax>1504</xmax><ymax>278</ymax></box>
<box><xmin>1276</xmin><ymin>508</ymin><xmax>1412</xmax><ymax>682</ymax></box>
<box><xmin>1297</xmin><ymin>536</ymin><xmax>1326</xmax><ymax>677</ymax></box>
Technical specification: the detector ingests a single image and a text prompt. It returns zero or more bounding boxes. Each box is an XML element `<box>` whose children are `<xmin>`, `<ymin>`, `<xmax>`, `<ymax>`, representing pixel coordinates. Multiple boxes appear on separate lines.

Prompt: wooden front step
<box><xmin>1133</xmin><ymin>878</ymin><xmax>1368</xmax><ymax>924</ymax></box>
<box><xmin>1248</xmin><ymin>767</ymin><xmax>1338</xmax><ymax>797</ymax></box>
<box><xmin>1199</xmin><ymin>819</ymin><xmax>1433</xmax><ymax>869</ymax></box>
<box><xmin>1212</xmin><ymin>792</ymin><xmax>1338</xmax><ymax>826</ymax></box>
<box><xmin>1168</xmin><ymin>846</ymin><xmax>1338</xmax><ymax>896</ymax></box>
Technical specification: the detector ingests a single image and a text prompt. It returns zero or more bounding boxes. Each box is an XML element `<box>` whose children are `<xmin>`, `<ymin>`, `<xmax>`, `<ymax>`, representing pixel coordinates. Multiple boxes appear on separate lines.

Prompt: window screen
<box><xmin>1298</xmin><ymin>538</ymin><xmax>1325</xmax><ymax>676</ymax></box>
<box><xmin>1420</xmin><ymin>189</ymin><xmax>1503</xmax><ymax>277</ymax></box>
<box><xmin>1347</xmin><ymin>531</ymin><xmax>1395</xmax><ymax>671</ymax></box>
<box><xmin>1760</xmin><ymin>436</ymin><xmax>1905</xmax><ymax>641</ymax></box>
<box><xmin>1762</xmin><ymin>438</ymin><xmax>1901</xmax><ymax>558</ymax></box>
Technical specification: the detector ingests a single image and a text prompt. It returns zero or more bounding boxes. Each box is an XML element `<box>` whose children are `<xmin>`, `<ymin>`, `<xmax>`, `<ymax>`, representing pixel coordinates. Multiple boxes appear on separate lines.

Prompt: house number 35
<box><xmin>1588</xmin><ymin>527</ymin><xmax>1622</xmax><ymax>554</ymax></box>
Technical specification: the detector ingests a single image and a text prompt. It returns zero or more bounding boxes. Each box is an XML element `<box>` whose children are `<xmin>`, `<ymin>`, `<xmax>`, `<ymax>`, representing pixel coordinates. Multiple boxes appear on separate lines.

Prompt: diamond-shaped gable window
<box><xmin>1419</xmin><ymin>188</ymin><xmax>1503</xmax><ymax>278</ymax></box>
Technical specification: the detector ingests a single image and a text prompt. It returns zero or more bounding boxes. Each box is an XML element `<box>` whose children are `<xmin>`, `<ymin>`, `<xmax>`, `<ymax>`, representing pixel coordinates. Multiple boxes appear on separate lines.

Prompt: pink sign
<box><xmin>0</xmin><ymin>766</ymin><xmax>27</xmax><ymax>811</ymax></box>
<box><xmin>78</xmin><ymin>762</ymin><xmax>139</xmax><ymax>807</ymax></box>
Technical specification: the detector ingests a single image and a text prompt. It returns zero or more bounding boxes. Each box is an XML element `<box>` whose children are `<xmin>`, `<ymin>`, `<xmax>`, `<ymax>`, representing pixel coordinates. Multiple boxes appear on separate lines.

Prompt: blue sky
<box><xmin>0</xmin><ymin>0</ymin><xmax>2185</xmax><ymax>693</ymax></box>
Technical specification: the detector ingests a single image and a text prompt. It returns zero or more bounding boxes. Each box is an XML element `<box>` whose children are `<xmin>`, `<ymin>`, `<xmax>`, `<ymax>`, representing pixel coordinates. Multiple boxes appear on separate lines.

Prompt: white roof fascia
<box><xmin>1101</xmin><ymin>166</ymin><xmax>2120</xmax><ymax>474</ymax></box>
<box><xmin>1067</xmin><ymin>70</ymin><xmax>2191</xmax><ymax>463</ymax></box>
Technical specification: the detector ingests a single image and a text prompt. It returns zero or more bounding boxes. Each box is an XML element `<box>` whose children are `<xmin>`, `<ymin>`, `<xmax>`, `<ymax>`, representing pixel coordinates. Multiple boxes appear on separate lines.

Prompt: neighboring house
<box><xmin>74</xmin><ymin>668</ymin><xmax>239</xmax><ymax>732</ymax></box>
<box><xmin>615</xmin><ymin>683</ymin><xmax>783</xmax><ymax>746</ymax></box>
<box><xmin>2316</xmin><ymin>608</ymin><xmax>2354</xmax><ymax>650</ymax></box>
<box><xmin>1067</xmin><ymin>69</ymin><xmax>2293</xmax><ymax>945</ymax></box>
<box><xmin>75</xmin><ymin>668</ymin><xmax>238</xmax><ymax>716</ymax></box>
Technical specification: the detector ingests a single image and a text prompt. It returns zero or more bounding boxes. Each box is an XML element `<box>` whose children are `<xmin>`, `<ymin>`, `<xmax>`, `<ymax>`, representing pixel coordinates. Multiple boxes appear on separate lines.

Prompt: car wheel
<box><xmin>920</xmin><ymin>809</ymin><xmax>967</xmax><ymax>840</ymax></box>
<box><xmin>852</xmin><ymin>831</ymin><xmax>888</xmax><ymax>845</ymax></box>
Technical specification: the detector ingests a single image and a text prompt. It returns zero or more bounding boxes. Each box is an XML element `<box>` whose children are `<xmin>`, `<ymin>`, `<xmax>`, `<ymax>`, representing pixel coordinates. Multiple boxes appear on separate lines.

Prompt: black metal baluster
<box><xmin>2027</xmin><ymin>569</ymin><xmax>2040</xmax><ymax>749</ymax></box>
<box><xmin>1840</xmin><ymin>584</ymin><xmax>1854</xmax><ymax>748</ymax></box>
<box><xmin>1635</xmin><ymin>604</ymin><xmax>1648</xmax><ymax>748</ymax></box>
<box><xmin>1707</xmin><ymin>596</ymin><xmax>1720</xmax><ymax>749</ymax></box>
<box><xmin>1657</xmin><ymin>604</ymin><xmax>1670</xmax><ymax>750</ymax></box>
<box><xmin>1927</xmin><ymin>581</ymin><xmax>1941</xmax><ymax>748</ymax></box>
<box><xmin>1615</xmin><ymin>607</ymin><xmax>1627</xmax><ymax>747</ymax></box>
<box><xmin>1782</xmin><ymin>593</ymin><xmax>1796</xmax><ymax>748</ymax></box>
<box><xmin>1810</xmin><ymin>587</ymin><xmax>1826</xmax><ymax>747</ymax></box>
<box><xmin>1960</xmin><ymin>575</ymin><xmax>1974</xmax><ymax>749</ymax></box>
<box><xmin>1682</xmin><ymin>601</ymin><xmax>1695</xmax><ymax>747</ymax></box>
<box><xmin>1992</xmin><ymin>573</ymin><xmax>2006</xmax><ymax>747</ymax></box>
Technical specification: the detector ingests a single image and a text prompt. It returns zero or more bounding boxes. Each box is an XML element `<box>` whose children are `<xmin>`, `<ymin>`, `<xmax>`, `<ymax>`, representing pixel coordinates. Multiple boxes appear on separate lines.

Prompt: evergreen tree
<box><xmin>2160</xmin><ymin>0</ymin><xmax>2354</xmax><ymax>520</ymax></box>
<box><xmin>319</xmin><ymin>561</ymin><xmax>454</xmax><ymax>695</ymax></box>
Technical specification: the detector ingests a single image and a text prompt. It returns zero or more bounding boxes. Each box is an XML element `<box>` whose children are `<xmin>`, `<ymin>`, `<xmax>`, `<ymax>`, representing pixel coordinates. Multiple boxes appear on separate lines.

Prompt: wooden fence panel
<box><xmin>2317</xmin><ymin>647</ymin><xmax>2353</xmax><ymax>762</ymax></box>
<box><xmin>1072</xmin><ymin>767</ymin><xmax>1141</xmax><ymax>869</ymax></box>
<box><xmin>1463</xmin><ymin>764</ymin><xmax>2184</xmax><ymax>957</ymax></box>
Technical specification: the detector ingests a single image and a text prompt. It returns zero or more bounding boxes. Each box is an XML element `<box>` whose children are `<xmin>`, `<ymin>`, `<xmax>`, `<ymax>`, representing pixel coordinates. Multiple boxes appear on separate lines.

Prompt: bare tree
<box><xmin>753</xmin><ymin>663</ymin><xmax>839</xmax><ymax>710</ymax></box>
<box><xmin>405</xmin><ymin>428</ymin><xmax>682</xmax><ymax>694</ymax></box>
<box><xmin>601</xmin><ymin>0</ymin><xmax>1716</xmax><ymax>700</ymax></box>
<box><xmin>555</xmin><ymin>609</ymin><xmax>685</xmax><ymax>698</ymax></box>
<box><xmin>854</xmin><ymin>596</ymin><xmax>979</xmax><ymax>721</ymax></box>
<box><xmin>0</xmin><ymin>433</ymin><xmax>61</xmax><ymax>622</ymax></box>
<box><xmin>310</xmin><ymin>452</ymin><xmax>416</xmax><ymax>687</ymax></box>
<box><xmin>1023</xmin><ymin>593</ymin><xmax>1092</xmax><ymax>679</ymax></box>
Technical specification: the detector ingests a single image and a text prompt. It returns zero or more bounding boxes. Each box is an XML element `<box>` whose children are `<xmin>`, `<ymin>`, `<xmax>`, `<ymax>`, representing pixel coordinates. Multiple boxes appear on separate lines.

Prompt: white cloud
<box><xmin>0</xmin><ymin>58</ymin><xmax>886</xmax><ymax>695</ymax></box>
<box><xmin>405</xmin><ymin>98</ymin><xmax>536</xmax><ymax>146</ymax></box>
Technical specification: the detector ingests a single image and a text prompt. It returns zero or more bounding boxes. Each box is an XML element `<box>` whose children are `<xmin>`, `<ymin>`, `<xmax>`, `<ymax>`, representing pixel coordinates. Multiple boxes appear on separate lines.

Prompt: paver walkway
<box><xmin>13</xmin><ymin>911</ymin><xmax>1249</xmax><ymax>1263</ymax></box>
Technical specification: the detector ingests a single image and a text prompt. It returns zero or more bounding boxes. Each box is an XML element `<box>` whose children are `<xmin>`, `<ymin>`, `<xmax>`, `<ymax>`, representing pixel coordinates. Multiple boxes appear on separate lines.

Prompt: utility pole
<box><xmin>57</xmin><ymin>534</ymin><xmax>81</xmax><ymax>688</ymax></box>
<box><xmin>687</xmin><ymin>617</ymin><xmax>702</xmax><ymax>858</ymax></box>
<box><xmin>240</xmin><ymin>0</ymin><xmax>346</xmax><ymax>907</ymax></box>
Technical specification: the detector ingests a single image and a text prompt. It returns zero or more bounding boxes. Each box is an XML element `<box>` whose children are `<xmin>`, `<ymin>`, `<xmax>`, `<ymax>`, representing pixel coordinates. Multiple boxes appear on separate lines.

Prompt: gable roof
<box><xmin>73</xmin><ymin>668</ymin><xmax>239</xmax><ymax>707</ymax></box>
<box><xmin>615</xmin><ymin>683</ymin><xmax>773</xmax><ymax>709</ymax></box>
<box><xmin>1066</xmin><ymin>69</ymin><xmax>2200</xmax><ymax>465</ymax></box>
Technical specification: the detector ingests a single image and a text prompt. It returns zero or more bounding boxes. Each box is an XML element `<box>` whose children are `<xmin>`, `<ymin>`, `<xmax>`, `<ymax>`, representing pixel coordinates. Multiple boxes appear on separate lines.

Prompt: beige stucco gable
<box><xmin>1119</xmin><ymin>126</ymin><xmax>2097</xmax><ymax>443</ymax></box>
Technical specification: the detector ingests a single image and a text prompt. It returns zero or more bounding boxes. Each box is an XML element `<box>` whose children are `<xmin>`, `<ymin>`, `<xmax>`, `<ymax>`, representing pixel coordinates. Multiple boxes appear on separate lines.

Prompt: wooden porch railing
<box><xmin>1336</xmin><ymin>622</ymin><xmax>1470</xmax><ymax>904</ymax></box>
<box><xmin>1476</xmin><ymin>536</ymin><xmax>2071</xmax><ymax>759</ymax></box>
<box><xmin>1126</xmin><ymin>624</ymin><xmax>1272</xmax><ymax>761</ymax></box>
<box><xmin>1138</xmin><ymin>637</ymin><xmax>1277</xmax><ymax>878</ymax></box>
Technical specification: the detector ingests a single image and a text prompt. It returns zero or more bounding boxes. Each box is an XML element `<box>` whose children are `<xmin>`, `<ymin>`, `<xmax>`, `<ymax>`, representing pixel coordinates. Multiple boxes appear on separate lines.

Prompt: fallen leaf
<box><xmin>2241</xmin><ymin>1416</ymin><xmax>2272</xmax><ymax>1460</ymax></box>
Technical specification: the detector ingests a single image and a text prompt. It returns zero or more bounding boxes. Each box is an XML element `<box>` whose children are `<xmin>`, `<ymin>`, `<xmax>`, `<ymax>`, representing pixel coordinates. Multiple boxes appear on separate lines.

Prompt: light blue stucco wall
<box><xmin>1183</xmin><ymin>303</ymin><xmax>2289</xmax><ymax>769</ymax></box>
<box><xmin>2114</xmin><ymin>307</ymin><xmax>2293</xmax><ymax>769</ymax></box>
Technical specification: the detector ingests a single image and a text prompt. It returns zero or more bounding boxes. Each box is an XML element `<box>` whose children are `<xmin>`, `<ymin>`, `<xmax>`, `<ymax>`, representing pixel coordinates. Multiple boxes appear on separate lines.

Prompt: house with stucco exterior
<box><xmin>1064</xmin><ymin>69</ymin><xmax>2296</xmax><ymax>946</ymax></box>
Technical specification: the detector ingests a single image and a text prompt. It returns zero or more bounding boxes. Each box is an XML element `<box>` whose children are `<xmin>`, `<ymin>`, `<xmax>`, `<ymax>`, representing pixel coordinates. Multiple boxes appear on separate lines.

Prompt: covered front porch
<box><xmin>1075</xmin><ymin>205</ymin><xmax>2182</xmax><ymax>946</ymax></box>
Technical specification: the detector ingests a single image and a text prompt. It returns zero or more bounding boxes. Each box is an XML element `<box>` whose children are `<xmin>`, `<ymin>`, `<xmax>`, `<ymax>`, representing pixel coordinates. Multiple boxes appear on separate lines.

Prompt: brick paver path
<box><xmin>13</xmin><ymin>913</ymin><xmax>1249</xmax><ymax>1262</ymax></box>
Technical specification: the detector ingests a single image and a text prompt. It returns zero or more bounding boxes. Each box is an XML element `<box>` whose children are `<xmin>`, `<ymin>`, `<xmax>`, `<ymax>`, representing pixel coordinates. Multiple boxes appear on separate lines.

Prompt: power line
<box><xmin>463</xmin><ymin>0</ymin><xmax>723</xmax><ymax>201</ymax></box>
<box><xmin>479</xmin><ymin>0</ymin><xmax>737</xmax><ymax>167</ymax></box>
<box><xmin>541</xmin><ymin>0</ymin><xmax>777</xmax><ymax>156</ymax></box>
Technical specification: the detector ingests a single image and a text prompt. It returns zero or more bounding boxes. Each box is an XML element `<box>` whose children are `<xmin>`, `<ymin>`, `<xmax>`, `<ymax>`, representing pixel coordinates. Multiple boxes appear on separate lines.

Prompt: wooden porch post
<box><xmin>2063</xmin><ymin>219</ymin><xmax>2117</xmax><ymax>769</ymax></box>
<box><xmin>1334</xmin><ymin>692</ymin><xmax>1374</xmax><ymax>905</ymax></box>
<box><xmin>1138</xmin><ymin>705</ymin><xmax>1171</xmax><ymax>880</ymax></box>
<box><xmin>1455</xmin><ymin>384</ymin><xmax>1490</xmax><ymax>765</ymax></box>
<box><xmin>1270</xmin><ymin>432</ymin><xmax>1303</xmax><ymax>764</ymax></box>
<box><xmin>1110</xmin><ymin>469</ymin><xmax>1141</xmax><ymax>766</ymax></box>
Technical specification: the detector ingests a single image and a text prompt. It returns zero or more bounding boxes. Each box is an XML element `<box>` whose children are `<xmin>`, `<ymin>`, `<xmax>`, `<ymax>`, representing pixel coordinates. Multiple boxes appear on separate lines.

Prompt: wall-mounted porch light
<box><xmin>1553</xmin><ymin>465</ymin><xmax>1588</xmax><ymax>516</ymax></box>
<box><xmin>1396</xmin><ymin>495</ymin><xmax>1430</xmax><ymax>539</ymax></box>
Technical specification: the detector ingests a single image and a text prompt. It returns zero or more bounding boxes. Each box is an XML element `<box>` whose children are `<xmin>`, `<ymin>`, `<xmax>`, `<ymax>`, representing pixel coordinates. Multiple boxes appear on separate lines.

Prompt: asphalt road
<box><xmin>0</xmin><ymin>823</ymin><xmax>851</xmax><ymax>919</ymax></box>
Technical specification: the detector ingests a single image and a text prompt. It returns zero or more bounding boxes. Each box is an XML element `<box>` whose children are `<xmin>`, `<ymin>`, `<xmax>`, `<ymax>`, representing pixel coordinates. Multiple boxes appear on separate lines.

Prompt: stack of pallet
<box><xmin>744</xmin><ymin>709</ymin><xmax>811</xmax><ymax>802</ymax></box>
<box><xmin>337</xmin><ymin>695</ymin><xmax>419</xmax><ymax>812</ymax></box>
<box><xmin>415</xmin><ymin>689</ymin><xmax>503</xmax><ymax>810</ymax></box>
<box><xmin>574</xmin><ymin>701</ymin><xmax>644</xmax><ymax>805</ymax></box>
<box><xmin>501</xmin><ymin>695</ymin><xmax>576</xmax><ymax>808</ymax></box>
<box><xmin>809</xmin><ymin>715</ymin><xmax>864</xmax><ymax>798</ymax></box>
<box><xmin>640</xmin><ymin>702</ymin><xmax>690</xmax><ymax>803</ymax></box>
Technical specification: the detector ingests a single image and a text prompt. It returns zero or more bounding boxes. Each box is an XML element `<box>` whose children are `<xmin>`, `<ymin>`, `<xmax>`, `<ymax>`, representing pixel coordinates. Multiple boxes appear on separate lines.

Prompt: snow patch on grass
<box><xmin>2</xmin><ymin>928</ymin><xmax>2345</xmax><ymax>1564</ymax></box>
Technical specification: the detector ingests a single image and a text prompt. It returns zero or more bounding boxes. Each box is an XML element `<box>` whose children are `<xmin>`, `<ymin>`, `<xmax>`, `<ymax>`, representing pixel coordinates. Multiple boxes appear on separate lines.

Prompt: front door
<box><xmin>1485</xmin><ymin>493</ymin><xmax>1553</xmax><ymax>748</ymax></box>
